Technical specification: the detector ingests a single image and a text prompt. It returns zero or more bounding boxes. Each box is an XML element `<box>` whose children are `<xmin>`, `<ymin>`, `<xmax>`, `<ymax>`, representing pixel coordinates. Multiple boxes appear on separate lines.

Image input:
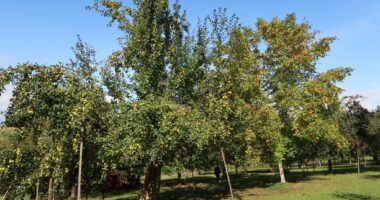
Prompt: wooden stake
<box><xmin>77</xmin><ymin>138</ymin><xmax>84</xmax><ymax>200</ymax></box>
<box><xmin>1</xmin><ymin>184</ymin><xmax>12</xmax><ymax>200</ymax></box>
<box><xmin>221</xmin><ymin>148</ymin><xmax>234</xmax><ymax>200</ymax></box>
<box><xmin>35</xmin><ymin>168</ymin><xmax>43</xmax><ymax>200</ymax></box>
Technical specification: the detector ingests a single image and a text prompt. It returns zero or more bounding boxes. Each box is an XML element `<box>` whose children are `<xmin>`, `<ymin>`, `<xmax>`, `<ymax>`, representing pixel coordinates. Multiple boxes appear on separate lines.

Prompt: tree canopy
<box><xmin>0</xmin><ymin>1</ymin><xmax>358</xmax><ymax>199</ymax></box>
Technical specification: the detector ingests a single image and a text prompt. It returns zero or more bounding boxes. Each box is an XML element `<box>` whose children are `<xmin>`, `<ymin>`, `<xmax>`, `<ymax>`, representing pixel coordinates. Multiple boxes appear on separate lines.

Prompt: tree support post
<box><xmin>221</xmin><ymin>148</ymin><xmax>234</xmax><ymax>200</ymax></box>
<box><xmin>35</xmin><ymin>168</ymin><xmax>43</xmax><ymax>200</ymax></box>
<box><xmin>47</xmin><ymin>177</ymin><xmax>53</xmax><ymax>200</ymax></box>
<box><xmin>357</xmin><ymin>139</ymin><xmax>360</xmax><ymax>175</ymax></box>
<box><xmin>77</xmin><ymin>137</ymin><xmax>84</xmax><ymax>200</ymax></box>
<box><xmin>1</xmin><ymin>184</ymin><xmax>12</xmax><ymax>200</ymax></box>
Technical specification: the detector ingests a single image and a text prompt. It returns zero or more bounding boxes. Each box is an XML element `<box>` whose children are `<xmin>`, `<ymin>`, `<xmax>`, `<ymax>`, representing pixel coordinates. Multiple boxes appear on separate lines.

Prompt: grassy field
<box><xmin>80</xmin><ymin>165</ymin><xmax>380</xmax><ymax>200</ymax></box>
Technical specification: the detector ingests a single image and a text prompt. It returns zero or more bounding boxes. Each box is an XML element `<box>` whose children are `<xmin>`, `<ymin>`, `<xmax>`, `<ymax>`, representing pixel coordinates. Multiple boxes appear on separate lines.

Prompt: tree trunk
<box><xmin>47</xmin><ymin>177</ymin><xmax>53</xmax><ymax>200</ymax></box>
<box><xmin>69</xmin><ymin>185</ymin><xmax>77</xmax><ymax>199</ymax></box>
<box><xmin>278</xmin><ymin>161</ymin><xmax>286</xmax><ymax>183</ymax></box>
<box><xmin>177</xmin><ymin>172</ymin><xmax>181</xmax><ymax>183</ymax></box>
<box><xmin>35</xmin><ymin>179</ymin><xmax>40</xmax><ymax>200</ymax></box>
<box><xmin>221</xmin><ymin>148</ymin><xmax>234</xmax><ymax>200</ymax></box>
<box><xmin>222</xmin><ymin>166</ymin><xmax>227</xmax><ymax>180</ymax></box>
<box><xmin>328</xmin><ymin>159</ymin><xmax>333</xmax><ymax>174</ymax></box>
<box><xmin>191</xmin><ymin>170</ymin><xmax>196</xmax><ymax>200</ymax></box>
<box><xmin>77</xmin><ymin>139</ymin><xmax>84</xmax><ymax>200</ymax></box>
<box><xmin>235</xmin><ymin>164</ymin><xmax>238</xmax><ymax>176</ymax></box>
<box><xmin>140</xmin><ymin>162</ymin><xmax>162</xmax><ymax>200</ymax></box>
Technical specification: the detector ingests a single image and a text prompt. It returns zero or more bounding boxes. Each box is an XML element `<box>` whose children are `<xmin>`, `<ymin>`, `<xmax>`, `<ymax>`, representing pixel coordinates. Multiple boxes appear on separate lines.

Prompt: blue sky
<box><xmin>1</xmin><ymin>0</ymin><xmax>380</xmax><ymax>112</ymax></box>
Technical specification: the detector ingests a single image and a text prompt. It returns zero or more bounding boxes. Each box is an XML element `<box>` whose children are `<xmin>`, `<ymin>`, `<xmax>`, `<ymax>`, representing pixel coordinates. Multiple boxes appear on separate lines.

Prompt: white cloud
<box><xmin>0</xmin><ymin>85</ymin><xmax>13</xmax><ymax>122</ymax></box>
<box><xmin>343</xmin><ymin>88</ymin><xmax>380</xmax><ymax>111</ymax></box>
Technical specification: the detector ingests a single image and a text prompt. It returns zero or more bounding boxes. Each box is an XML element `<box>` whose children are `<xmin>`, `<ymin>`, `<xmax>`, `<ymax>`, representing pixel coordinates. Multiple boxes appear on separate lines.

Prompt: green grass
<box><xmin>84</xmin><ymin>165</ymin><xmax>380</xmax><ymax>200</ymax></box>
<box><xmin>17</xmin><ymin>165</ymin><xmax>380</xmax><ymax>199</ymax></box>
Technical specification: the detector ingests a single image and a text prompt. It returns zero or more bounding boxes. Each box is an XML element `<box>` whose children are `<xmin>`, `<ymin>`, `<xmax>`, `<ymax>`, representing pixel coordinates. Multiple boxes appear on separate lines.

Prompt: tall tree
<box><xmin>257</xmin><ymin>14</ymin><xmax>352</xmax><ymax>182</ymax></box>
<box><xmin>200</xmin><ymin>9</ymin><xmax>284</xmax><ymax>191</ymax></box>
<box><xmin>92</xmin><ymin>1</ymin><xmax>212</xmax><ymax>199</ymax></box>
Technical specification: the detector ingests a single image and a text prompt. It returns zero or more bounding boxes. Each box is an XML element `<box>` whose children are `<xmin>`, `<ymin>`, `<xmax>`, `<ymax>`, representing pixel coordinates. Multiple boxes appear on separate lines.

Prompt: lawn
<box><xmin>83</xmin><ymin>165</ymin><xmax>380</xmax><ymax>200</ymax></box>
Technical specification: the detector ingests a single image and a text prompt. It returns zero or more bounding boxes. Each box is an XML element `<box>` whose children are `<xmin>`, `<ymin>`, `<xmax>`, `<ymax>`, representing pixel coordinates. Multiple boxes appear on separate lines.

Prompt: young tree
<box><xmin>0</xmin><ymin>54</ymin><xmax>107</xmax><ymax>199</ymax></box>
<box><xmin>67</xmin><ymin>36</ymin><xmax>109</xmax><ymax>199</ymax></box>
<box><xmin>0</xmin><ymin>64</ymin><xmax>77</xmax><ymax>199</ymax></box>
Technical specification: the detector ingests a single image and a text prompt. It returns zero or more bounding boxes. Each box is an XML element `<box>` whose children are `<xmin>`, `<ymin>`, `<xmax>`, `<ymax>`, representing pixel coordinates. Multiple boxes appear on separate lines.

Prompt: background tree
<box><xmin>341</xmin><ymin>95</ymin><xmax>370</xmax><ymax>174</ymax></box>
<box><xmin>368</xmin><ymin>106</ymin><xmax>380</xmax><ymax>161</ymax></box>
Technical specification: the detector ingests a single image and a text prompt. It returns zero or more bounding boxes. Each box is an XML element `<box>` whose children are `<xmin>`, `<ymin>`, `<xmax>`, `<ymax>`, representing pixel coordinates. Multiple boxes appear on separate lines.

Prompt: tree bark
<box><xmin>328</xmin><ymin>159</ymin><xmax>333</xmax><ymax>174</ymax></box>
<box><xmin>177</xmin><ymin>172</ymin><xmax>181</xmax><ymax>184</ymax></box>
<box><xmin>191</xmin><ymin>170</ymin><xmax>196</xmax><ymax>200</ymax></box>
<box><xmin>35</xmin><ymin>179</ymin><xmax>40</xmax><ymax>200</ymax></box>
<box><xmin>140</xmin><ymin>162</ymin><xmax>162</xmax><ymax>200</ymax></box>
<box><xmin>221</xmin><ymin>148</ymin><xmax>234</xmax><ymax>200</ymax></box>
<box><xmin>278</xmin><ymin>161</ymin><xmax>286</xmax><ymax>183</ymax></box>
<box><xmin>47</xmin><ymin>177</ymin><xmax>53</xmax><ymax>200</ymax></box>
<box><xmin>77</xmin><ymin>139</ymin><xmax>84</xmax><ymax>200</ymax></box>
<box><xmin>70</xmin><ymin>185</ymin><xmax>77</xmax><ymax>199</ymax></box>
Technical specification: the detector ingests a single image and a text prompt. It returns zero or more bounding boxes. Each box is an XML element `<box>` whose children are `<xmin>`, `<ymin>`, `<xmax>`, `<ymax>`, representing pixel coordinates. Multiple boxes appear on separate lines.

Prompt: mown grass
<box><xmin>83</xmin><ymin>165</ymin><xmax>380</xmax><ymax>200</ymax></box>
<box><xmin>16</xmin><ymin>165</ymin><xmax>380</xmax><ymax>199</ymax></box>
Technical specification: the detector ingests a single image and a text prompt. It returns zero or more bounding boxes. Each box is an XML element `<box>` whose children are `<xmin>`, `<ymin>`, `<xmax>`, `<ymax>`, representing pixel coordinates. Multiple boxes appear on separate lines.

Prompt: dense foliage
<box><xmin>2</xmin><ymin>1</ymin><xmax>376</xmax><ymax>199</ymax></box>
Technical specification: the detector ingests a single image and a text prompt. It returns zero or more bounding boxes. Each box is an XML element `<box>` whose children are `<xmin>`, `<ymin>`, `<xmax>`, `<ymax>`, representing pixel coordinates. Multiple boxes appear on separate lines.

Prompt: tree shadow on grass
<box><xmin>362</xmin><ymin>174</ymin><xmax>380</xmax><ymax>180</ymax></box>
<box><xmin>158</xmin><ymin>171</ymin><xmax>327</xmax><ymax>199</ymax></box>
<box><xmin>333</xmin><ymin>192</ymin><xmax>380</xmax><ymax>200</ymax></box>
<box><xmin>104</xmin><ymin>165</ymin><xmax>380</xmax><ymax>199</ymax></box>
<box><xmin>333</xmin><ymin>165</ymin><xmax>380</xmax><ymax>175</ymax></box>
<box><xmin>98</xmin><ymin>187</ymin><xmax>140</xmax><ymax>200</ymax></box>
<box><xmin>160</xmin><ymin>176</ymin><xmax>235</xmax><ymax>199</ymax></box>
<box><xmin>160</xmin><ymin>186</ymin><xmax>227</xmax><ymax>200</ymax></box>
